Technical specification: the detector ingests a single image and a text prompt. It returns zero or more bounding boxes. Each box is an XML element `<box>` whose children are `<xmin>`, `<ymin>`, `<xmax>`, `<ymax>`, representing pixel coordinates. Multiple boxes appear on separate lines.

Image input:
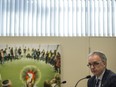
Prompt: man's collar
<box><xmin>96</xmin><ymin>69</ymin><xmax>106</xmax><ymax>80</ymax></box>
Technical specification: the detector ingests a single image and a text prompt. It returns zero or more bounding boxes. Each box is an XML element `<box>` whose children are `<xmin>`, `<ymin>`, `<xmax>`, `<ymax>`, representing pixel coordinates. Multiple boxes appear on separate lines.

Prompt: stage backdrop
<box><xmin>0</xmin><ymin>44</ymin><xmax>61</xmax><ymax>87</ymax></box>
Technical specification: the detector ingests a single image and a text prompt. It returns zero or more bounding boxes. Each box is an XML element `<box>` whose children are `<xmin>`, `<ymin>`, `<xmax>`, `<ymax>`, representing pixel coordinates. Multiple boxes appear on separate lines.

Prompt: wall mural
<box><xmin>0</xmin><ymin>44</ymin><xmax>61</xmax><ymax>87</ymax></box>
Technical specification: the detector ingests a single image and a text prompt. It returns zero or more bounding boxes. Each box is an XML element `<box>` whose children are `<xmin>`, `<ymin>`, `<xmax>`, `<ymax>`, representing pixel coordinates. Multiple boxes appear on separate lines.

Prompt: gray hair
<box><xmin>88</xmin><ymin>51</ymin><xmax>107</xmax><ymax>62</ymax></box>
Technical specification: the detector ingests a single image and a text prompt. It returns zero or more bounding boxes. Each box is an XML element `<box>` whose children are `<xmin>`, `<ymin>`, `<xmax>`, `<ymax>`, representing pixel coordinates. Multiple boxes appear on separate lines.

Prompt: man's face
<box><xmin>88</xmin><ymin>54</ymin><xmax>106</xmax><ymax>77</ymax></box>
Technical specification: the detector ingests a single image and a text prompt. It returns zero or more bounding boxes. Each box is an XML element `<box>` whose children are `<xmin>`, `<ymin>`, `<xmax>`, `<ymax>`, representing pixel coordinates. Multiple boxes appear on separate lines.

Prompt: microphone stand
<box><xmin>74</xmin><ymin>75</ymin><xmax>91</xmax><ymax>87</ymax></box>
<box><xmin>54</xmin><ymin>81</ymin><xmax>66</xmax><ymax>87</ymax></box>
<box><xmin>74</xmin><ymin>77</ymin><xmax>86</xmax><ymax>87</ymax></box>
<box><xmin>54</xmin><ymin>84</ymin><xmax>58</xmax><ymax>87</ymax></box>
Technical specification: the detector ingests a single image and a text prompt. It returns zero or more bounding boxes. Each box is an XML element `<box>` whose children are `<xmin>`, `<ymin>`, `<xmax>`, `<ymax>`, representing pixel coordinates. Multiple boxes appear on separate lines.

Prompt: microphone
<box><xmin>54</xmin><ymin>81</ymin><xmax>66</xmax><ymax>87</ymax></box>
<box><xmin>74</xmin><ymin>75</ymin><xmax>91</xmax><ymax>87</ymax></box>
<box><xmin>61</xmin><ymin>81</ymin><xmax>66</xmax><ymax>84</ymax></box>
<box><xmin>85</xmin><ymin>75</ymin><xmax>91</xmax><ymax>79</ymax></box>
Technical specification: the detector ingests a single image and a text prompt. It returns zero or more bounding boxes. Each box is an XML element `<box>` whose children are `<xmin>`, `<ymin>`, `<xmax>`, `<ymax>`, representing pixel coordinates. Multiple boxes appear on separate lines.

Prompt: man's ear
<box><xmin>103</xmin><ymin>61</ymin><xmax>107</xmax><ymax>67</ymax></box>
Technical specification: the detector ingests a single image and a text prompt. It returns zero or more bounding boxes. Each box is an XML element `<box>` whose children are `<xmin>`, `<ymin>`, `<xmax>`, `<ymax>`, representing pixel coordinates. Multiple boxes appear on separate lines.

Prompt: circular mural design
<box><xmin>20</xmin><ymin>65</ymin><xmax>41</xmax><ymax>87</ymax></box>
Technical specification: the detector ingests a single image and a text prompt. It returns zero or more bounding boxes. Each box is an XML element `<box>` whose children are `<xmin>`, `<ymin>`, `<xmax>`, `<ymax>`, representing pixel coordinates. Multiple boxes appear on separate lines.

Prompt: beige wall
<box><xmin>0</xmin><ymin>37</ymin><xmax>116</xmax><ymax>87</ymax></box>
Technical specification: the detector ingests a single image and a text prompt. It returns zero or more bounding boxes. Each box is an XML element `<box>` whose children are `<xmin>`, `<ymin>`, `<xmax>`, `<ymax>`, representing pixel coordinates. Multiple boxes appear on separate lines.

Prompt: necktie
<box><xmin>95</xmin><ymin>79</ymin><xmax>100</xmax><ymax>87</ymax></box>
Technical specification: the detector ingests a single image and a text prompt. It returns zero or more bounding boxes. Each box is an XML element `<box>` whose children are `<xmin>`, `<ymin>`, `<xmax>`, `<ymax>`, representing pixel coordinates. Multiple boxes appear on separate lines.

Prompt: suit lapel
<box><xmin>101</xmin><ymin>69</ymin><xmax>110</xmax><ymax>87</ymax></box>
<box><xmin>92</xmin><ymin>76</ymin><xmax>96</xmax><ymax>87</ymax></box>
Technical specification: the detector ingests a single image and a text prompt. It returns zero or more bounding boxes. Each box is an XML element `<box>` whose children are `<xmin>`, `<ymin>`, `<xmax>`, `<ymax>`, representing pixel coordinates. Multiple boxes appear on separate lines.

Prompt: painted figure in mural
<box><xmin>25</xmin><ymin>70</ymin><xmax>37</xmax><ymax>87</ymax></box>
<box><xmin>54</xmin><ymin>52</ymin><xmax>61</xmax><ymax>74</ymax></box>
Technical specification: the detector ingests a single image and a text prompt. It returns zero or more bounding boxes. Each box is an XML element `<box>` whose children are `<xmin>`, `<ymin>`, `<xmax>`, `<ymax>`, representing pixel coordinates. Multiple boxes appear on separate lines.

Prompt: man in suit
<box><xmin>87</xmin><ymin>51</ymin><xmax>116</xmax><ymax>87</ymax></box>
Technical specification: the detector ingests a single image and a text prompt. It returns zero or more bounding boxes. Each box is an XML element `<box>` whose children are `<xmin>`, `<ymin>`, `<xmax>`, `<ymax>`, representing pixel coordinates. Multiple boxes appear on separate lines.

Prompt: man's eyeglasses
<box><xmin>87</xmin><ymin>61</ymin><xmax>102</xmax><ymax>68</ymax></box>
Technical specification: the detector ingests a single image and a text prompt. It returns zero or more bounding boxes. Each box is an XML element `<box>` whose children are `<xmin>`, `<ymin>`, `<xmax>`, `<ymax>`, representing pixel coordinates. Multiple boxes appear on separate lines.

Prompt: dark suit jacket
<box><xmin>87</xmin><ymin>69</ymin><xmax>116</xmax><ymax>87</ymax></box>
